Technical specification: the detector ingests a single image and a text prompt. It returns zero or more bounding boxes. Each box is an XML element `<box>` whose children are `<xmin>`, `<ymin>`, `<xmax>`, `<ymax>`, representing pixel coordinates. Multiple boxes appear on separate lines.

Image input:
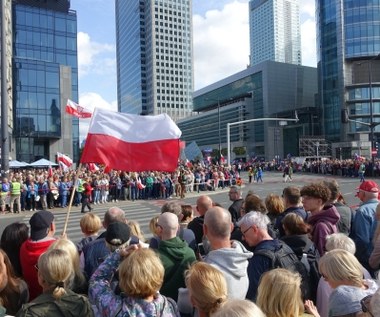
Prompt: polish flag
<box><xmin>66</xmin><ymin>99</ymin><xmax>92</xmax><ymax>119</ymax></box>
<box><xmin>80</xmin><ymin>108</ymin><xmax>182</xmax><ymax>171</ymax></box>
<box><xmin>88</xmin><ymin>163</ymin><xmax>99</xmax><ymax>172</ymax></box>
<box><xmin>57</xmin><ymin>152</ymin><xmax>73</xmax><ymax>171</ymax></box>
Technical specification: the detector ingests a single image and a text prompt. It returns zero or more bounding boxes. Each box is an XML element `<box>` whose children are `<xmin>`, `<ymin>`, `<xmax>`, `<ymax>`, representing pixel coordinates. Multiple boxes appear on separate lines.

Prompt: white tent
<box><xmin>29</xmin><ymin>158</ymin><xmax>58</xmax><ymax>167</ymax></box>
<box><xmin>9</xmin><ymin>160</ymin><xmax>30</xmax><ymax>168</ymax></box>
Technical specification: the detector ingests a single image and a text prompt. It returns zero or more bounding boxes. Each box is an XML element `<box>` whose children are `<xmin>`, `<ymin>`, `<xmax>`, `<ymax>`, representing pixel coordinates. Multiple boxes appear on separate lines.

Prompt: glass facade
<box><xmin>116</xmin><ymin>0</ymin><xmax>193</xmax><ymax>121</ymax></box>
<box><xmin>317</xmin><ymin>0</ymin><xmax>380</xmax><ymax>143</ymax></box>
<box><xmin>249</xmin><ymin>0</ymin><xmax>301</xmax><ymax>67</ymax></box>
<box><xmin>115</xmin><ymin>0</ymin><xmax>145</xmax><ymax>114</ymax></box>
<box><xmin>12</xmin><ymin>3</ymin><xmax>79</xmax><ymax>162</ymax></box>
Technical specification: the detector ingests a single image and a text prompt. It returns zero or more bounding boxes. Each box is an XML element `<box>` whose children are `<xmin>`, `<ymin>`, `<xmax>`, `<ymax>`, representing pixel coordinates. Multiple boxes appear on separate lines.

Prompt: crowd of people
<box><xmin>0</xmin><ymin>163</ymin><xmax>380</xmax><ymax>316</ymax></box>
<box><xmin>0</xmin><ymin>162</ymin><xmax>246</xmax><ymax>215</ymax></box>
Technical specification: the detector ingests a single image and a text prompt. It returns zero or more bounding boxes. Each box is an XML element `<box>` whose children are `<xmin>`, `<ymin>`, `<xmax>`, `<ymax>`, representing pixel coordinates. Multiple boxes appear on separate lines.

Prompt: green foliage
<box><xmin>233</xmin><ymin>147</ymin><xmax>246</xmax><ymax>155</ymax></box>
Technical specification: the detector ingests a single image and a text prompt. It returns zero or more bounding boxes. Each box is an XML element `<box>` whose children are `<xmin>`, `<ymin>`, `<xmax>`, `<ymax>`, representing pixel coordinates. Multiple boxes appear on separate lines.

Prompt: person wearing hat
<box><xmin>351</xmin><ymin>180</ymin><xmax>379</xmax><ymax>275</ymax></box>
<box><xmin>19</xmin><ymin>210</ymin><xmax>56</xmax><ymax>301</ymax></box>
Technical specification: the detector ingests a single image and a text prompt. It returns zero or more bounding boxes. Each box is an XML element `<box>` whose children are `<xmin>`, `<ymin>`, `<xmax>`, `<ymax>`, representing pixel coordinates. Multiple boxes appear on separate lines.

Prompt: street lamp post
<box><xmin>227</xmin><ymin>115</ymin><xmax>299</xmax><ymax>166</ymax></box>
<box><xmin>205</xmin><ymin>98</ymin><xmax>222</xmax><ymax>159</ymax></box>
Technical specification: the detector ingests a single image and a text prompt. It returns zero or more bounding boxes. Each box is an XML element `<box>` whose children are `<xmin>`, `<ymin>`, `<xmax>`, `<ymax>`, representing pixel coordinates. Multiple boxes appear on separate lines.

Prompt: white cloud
<box><xmin>78</xmin><ymin>92</ymin><xmax>117</xmax><ymax>140</ymax></box>
<box><xmin>77</xmin><ymin>32</ymin><xmax>115</xmax><ymax>77</ymax></box>
<box><xmin>193</xmin><ymin>1</ymin><xmax>250</xmax><ymax>90</ymax></box>
<box><xmin>193</xmin><ymin>1</ymin><xmax>317</xmax><ymax>90</ymax></box>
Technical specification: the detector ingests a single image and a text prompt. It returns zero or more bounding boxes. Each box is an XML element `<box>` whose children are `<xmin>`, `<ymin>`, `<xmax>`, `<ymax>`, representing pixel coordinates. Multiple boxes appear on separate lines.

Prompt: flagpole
<box><xmin>62</xmin><ymin>163</ymin><xmax>82</xmax><ymax>236</ymax></box>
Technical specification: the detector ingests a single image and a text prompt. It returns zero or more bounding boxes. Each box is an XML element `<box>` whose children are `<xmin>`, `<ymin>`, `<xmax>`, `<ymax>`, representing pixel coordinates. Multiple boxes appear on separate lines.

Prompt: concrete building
<box><xmin>11</xmin><ymin>0</ymin><xmax>79</xmax><ymax>162</ymax></box>
<box><xmin>115</xmin><ymin>0</ymin><xmax>193</xmax><ymax>121</ymax></box>
<box><xmin>316</xmin><ymin>0</ymin><xmax>380</xmax><ymax>158</ymax></box>
<box><xmin>178</xmin><ymin>61</ymin><xmax>318</xmax><ymax>161</ymax></box>
<box><xmin>249</xmin><ymin>0</ymin><xmax>301</xmax><ymax>67</ymax></box>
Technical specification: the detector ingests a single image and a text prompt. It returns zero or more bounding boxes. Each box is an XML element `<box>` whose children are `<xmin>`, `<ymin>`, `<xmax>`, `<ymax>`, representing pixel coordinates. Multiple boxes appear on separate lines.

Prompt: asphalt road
<box><xmin>0</xmin><ymin>171</ymin><xmax>366</xmax><ymax>244</ymax></box>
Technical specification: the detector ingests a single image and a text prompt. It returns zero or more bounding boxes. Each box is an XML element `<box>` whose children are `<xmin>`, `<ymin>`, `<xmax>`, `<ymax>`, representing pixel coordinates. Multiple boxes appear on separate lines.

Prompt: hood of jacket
<box><xmin>307</xmin><ymin>204</ymin><xmax>340</xmax><ymax>226</ymax></box>
<box><xmin>204</xmin><ymin>240</ymin><xmax>253</xmax><ymax>279</ymax></box>
<box><xmin>158</xmin><ymin>237</ymin><xmax>192</xmax><ymax>261</ymax></box>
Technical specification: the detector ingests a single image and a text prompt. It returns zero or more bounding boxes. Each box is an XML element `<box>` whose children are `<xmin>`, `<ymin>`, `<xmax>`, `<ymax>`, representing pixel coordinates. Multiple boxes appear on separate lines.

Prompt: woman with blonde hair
<box><xmin>256</xmin><ymin>268</ymin><xmax>319</xmax><ymax>317</ymax></box>
<box><xmin>212</xmin><ymin>299</ymin><xmax>266</xmax><ymax>317</ymax></box>
<box><xmin>128</xmin><ymin>220</ymin><xmax>149</xmax><ymax>247</ymax></box>
<box><xmin>318</xmin><ymin>249</ymin><xmax>378</xmax><ymax>317</ymax></box>
<box><xmin>89</xmin><ymin>247</ymin><xmax>179</xmax><ymax>316</ymax></box>
<box><xmin>184</xmin><ymin>261</ymin><xmax>227</xmax><ymax>317</ymax></box>
<box><xmin>16</xmin><ymin>249</ymin><xmax>93</xmax><ymax>316</ymax></box>
<box><xmin>48</xmin><ymin>238</ymin><xmax>87</xmax><ymax>294</ymax></box>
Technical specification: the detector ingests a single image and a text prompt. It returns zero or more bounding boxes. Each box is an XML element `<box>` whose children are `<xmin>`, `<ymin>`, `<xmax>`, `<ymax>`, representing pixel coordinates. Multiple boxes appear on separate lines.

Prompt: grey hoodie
<box><xmin>204</xmin><ymin>240</ymin><xmax>253</xmax><ymax>299</ymax></box>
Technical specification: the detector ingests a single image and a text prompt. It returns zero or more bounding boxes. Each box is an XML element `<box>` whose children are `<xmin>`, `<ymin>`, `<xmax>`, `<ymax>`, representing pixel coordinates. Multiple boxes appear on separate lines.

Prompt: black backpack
<box><xmin>255</xmin><ymin>241</ymin><xmax>312</xmax><ymax>301</ymax></box>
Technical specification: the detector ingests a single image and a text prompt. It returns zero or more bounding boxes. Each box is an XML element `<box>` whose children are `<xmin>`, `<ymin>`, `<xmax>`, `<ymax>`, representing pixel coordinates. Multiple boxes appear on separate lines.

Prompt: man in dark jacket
<box><xmin>275</xmin><ymin>186</ymin><xmax>308</xmax><ymax>237</ymax></box>
<box><xmin>157</xmin><ymin>212</ymin><xmax>196</xmax><ymax>301</ymax></box>
<box><xmin>228</xmin><ymin>185</ymin><xmax>243</xmax><ymax>224</ymax></box>
<box><xmin>187</xmin><ymin>195</ymin><xmax>213</xmax><ymax>244</ymax></box>
<box><xmin>81</xmin><ymin>206</ymin><xmax>127</xmax><ymax>279</ymax></box>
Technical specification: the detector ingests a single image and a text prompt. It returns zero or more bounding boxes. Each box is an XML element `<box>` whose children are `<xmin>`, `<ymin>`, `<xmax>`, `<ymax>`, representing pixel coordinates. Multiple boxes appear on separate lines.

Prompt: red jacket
<box><xmin>20</xmin><ymin>238</ymin><xmax>56</xmax><ymax>300</ymax></box>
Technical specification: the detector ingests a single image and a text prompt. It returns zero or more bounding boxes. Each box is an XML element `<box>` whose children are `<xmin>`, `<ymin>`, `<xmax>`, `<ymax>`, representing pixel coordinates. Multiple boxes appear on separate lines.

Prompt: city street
<box><xmin>0</xmin><ymin>171</ymin><xmax>366</xmax><ymax>244</ymax></box>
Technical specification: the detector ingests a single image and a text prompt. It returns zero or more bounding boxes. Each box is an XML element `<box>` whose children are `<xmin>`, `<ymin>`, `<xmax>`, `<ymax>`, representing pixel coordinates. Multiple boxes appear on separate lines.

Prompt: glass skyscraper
<box><xmin>317</xmin><ymin>0</ymin><xmax>380</xmax><ymax>144</ymax></box>
<box><xmin>115</xmin><ymin>0</ymin><xmax>193</xmax><ymax>121</ymax></box>
<box><xmin>12</xmin><ymin>0</ymin><xmax>79</xmax><ymax>162</ymax></box>
<box><xmin>249</xmin><ymin>0</ymin><xmax>301</xmax><ymax>67</ymax></box>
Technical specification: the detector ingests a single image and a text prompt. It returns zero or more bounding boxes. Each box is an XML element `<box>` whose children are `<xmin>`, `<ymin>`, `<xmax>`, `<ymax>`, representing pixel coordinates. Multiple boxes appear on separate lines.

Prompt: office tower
<box><xmin>249</xmin><ymin>0</ymin><xmax>301</xmax><ymax>67</ymax></box>
<box><xmin>115</xmin><ymin>0</ymin><xmax>193</xmax><ymax>121</ymax></box>
<box><xmin>317</xmin><ymin>0</ymin><xmax>380</xmax><ymax>156</ymax></box>
<box><xmin>12</xmin><ymin>0</ymin><xmax>79</xmax><ymax>162</ymax></box>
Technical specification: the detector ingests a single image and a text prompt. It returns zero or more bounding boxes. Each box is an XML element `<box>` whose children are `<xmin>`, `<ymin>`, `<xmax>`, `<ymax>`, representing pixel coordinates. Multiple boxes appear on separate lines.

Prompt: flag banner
<box><xmin>57</xmin><ymin>152</ymin><xmax>73</xmax><ymax>171</ymax></box>
<box><xmin>80</xmin><ymin>108</ymin><xmax>182</xmax><ymax>171</ymax></box>
<box><xmin>88</xmin><ymin>163</ymin><xmax>99</xmax><ymax>172</ymax></box>
<box><xmin>66</xmin><ymin>99</ymin><xmax>92</xmax><ymax>119</ymax></box>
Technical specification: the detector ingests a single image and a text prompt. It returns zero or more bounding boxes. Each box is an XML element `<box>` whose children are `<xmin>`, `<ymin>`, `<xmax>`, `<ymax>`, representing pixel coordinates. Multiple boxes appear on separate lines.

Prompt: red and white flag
<box><xmin>57</xmin><ymin>152</ymin><xmax>73</xmax><ymax>171</ymax></box>
<box><xmin>88</xmin><ymin>163</ymin><xmax>99</xmax><ymax>172</ymax></box>
<box><xmin>80</xmin><ymin>108</ymin><xmax>182</xmax><ymax>171</ymax></box>
<box><xmin>66</xmin><ymin>99</ymin><xmax>92</xmax><ymax>119</ymax></box>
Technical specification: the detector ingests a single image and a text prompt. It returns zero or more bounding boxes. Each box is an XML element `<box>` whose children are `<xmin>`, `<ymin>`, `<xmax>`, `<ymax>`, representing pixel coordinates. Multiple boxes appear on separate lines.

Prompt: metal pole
<box><xmin>227</xmin><ymin>123</ymin><xmax>231</xmax><ymax>166</ymax></box>
<box><xmin>369</xmin><ymin>60</ymin><xmax>375</xmax><ymax>176</ymax></box>
<box><xmin>226</xmin><ymin>117</ymin><xmax>299</xmax><ymax>168</ymax></box>
<box><xmin>1</xmin><ymin>0</ymin><xmax>10</xmax><ymax>177</ymax></box>
<box><xmin>218</xmin><ymin>100</ymin><xmax>221</xmax><ymax>158</ymax></box>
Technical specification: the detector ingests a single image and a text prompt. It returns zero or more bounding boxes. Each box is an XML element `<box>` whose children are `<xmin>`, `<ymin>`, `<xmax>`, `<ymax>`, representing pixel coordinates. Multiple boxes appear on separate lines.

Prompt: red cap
<box><xmin>356</xmin><ymin>180</ymin><xmax>379</xmax><ymax>193</ymax></box>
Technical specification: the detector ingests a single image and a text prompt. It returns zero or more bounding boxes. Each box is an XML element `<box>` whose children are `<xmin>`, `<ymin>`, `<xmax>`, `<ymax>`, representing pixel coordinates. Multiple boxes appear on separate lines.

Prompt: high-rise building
<box><xmin>316</xmin><ymin>0</ymin><xmax>380</xmax><ymax>158</ymax></box>
<box><xmin>115</xmin><ymin>0</ymin><xmax>193</xmax><ymax>121</ymax></box>
<box><xmin>12</xmin><ymin>0</ymin><xmax>79</xmax><ymax>162</ymax></box>
<box><xmin>249</xmin><ymin>0</ymin><xmax>301</xmax><ymax>67</ymax></box>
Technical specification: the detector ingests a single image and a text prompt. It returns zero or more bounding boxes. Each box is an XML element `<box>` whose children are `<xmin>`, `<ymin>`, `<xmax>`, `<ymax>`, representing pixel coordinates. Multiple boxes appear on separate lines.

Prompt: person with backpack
<box><xmin>281</xmin><ymin>213</ymin><xmax>321</xmax><ymax>302</ymax></box>
<box><xmin>238</xmin><ymin>211</ymin><xmax>310</xmax><ymax>301</ymax></box>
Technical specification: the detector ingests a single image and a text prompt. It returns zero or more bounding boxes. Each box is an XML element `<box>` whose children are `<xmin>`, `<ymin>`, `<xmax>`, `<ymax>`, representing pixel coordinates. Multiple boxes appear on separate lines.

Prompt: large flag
<box><xmin>80</xmin><ymin>108</ymin><xmax>182</xmax><ymax>171</ymax></box>
<box><xmin>66</xmin><ymin>99</ymin><xmax>92</xmax><ymax>119</ymax></box>
<box><xmin>57</xmin><ymin>152</ymin><xmax>73</xmax><ymax>171</ymax></box>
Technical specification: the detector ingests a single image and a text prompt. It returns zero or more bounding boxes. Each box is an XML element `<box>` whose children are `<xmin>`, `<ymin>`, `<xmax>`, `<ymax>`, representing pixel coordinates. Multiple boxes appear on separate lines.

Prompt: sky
<box><xmin>70</xmin><ymin>0</ymin><xmax>317</xmax><ymax>139</ymax></box>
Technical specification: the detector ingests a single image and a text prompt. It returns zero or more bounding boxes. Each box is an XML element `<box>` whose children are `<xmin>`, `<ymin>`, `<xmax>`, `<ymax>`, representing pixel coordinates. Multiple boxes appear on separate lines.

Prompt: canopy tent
<box><xmin>29</xmin><ymin>158</ymin><xmax>58</xmax><ymax>167</ymax></box>
<box><xmin>9</xmin><ymin>160</ymin><xmax>30</xmax><ymax>168</ymax></box>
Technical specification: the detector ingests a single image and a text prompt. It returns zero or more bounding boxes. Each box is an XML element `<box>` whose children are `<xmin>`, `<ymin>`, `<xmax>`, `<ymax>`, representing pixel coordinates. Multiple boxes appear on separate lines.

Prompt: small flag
<box><xmin>66</xmin><ymin>99</ymin><xmax>92</xmax><ymax>119</ymax></box>
<box><xmin>57</xmin><ymin>152</ymin><xmax>73</xmax><ymax>171</ymax></box>
<box><xmin>88</xmin><ymin>163</ymin><xmax>99</xmax><ymax>172</ymax></box>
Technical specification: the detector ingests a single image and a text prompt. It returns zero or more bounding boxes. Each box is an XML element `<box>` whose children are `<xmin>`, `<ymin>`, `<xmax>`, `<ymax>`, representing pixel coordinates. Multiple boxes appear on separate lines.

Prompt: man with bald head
<box><xmin>82</xmin><ymin>206</ymin><xmax>128</xmax><ymax>279</ymax></box>
<box><xmin>188</xmin><ymin>195</ymin><xmax>213</xmax><ymax>244</ymax></box>
<box><xmin>203</xmin><ymin>206</ymin><xmax>253</xmax><ymax>299</ymax></box>
<box><xmin>157</xmin><ymin>212</ymin><xmax>196</xmax><ymax>301</ymax></box>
